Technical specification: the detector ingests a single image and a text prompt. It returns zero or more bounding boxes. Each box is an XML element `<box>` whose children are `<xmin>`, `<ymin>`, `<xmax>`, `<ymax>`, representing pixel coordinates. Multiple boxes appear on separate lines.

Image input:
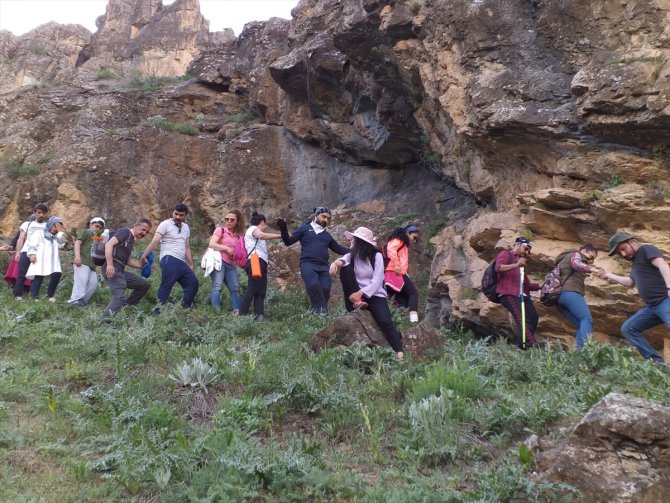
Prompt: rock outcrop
<box><xmin>2</xmin><ymin>0</ymin><xmax>670</xmax><ymax>354</ymax></box>
<box><xmin>311</xmin><ymin>312</ymin><xmax>445</xmax><ymax>359</ymax></box>
<box><xmin>537</xmin><ymin>393</ymin><xmax>670</xmax><ymax>502</ymax></box>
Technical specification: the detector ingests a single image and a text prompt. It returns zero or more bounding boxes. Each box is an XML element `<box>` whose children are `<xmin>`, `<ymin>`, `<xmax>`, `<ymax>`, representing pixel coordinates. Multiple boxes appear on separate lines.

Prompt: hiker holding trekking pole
<box><xmin>495</xmin><ymin>237</ymin><xmax>541</xmax><ymax>349</ymax></box>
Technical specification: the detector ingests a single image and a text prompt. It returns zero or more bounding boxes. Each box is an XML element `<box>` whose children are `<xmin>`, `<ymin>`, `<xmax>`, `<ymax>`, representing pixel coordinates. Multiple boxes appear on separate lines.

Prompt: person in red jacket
<box><xmin>384</xmin><ymin>225</ymin><xmax>421</xmax><ymax>322</ymax></box>
<box><xmin>495</xmin><ymin>237</ymin><xmax>541</xmax><ymax>349</ymax></box>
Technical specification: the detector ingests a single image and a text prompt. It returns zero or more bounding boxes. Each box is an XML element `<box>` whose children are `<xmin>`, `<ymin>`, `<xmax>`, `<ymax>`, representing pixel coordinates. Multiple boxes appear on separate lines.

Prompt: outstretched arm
<box><xmin>276</xmin><ymin>218</ymin><xmax>301</xmax><ymax>246</ymax></box>
<box><xmin>140</xmin><ymin>232</ymin><xmax>162</xmax><ymax>264</ymax></box>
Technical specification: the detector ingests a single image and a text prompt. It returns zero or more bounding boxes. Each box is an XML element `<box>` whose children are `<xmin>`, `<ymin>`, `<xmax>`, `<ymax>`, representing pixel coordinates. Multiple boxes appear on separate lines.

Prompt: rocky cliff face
<box><xmin>1</xmin><ymin>0</ymin><xmax>670</xmax><ymax>356</ymax></box>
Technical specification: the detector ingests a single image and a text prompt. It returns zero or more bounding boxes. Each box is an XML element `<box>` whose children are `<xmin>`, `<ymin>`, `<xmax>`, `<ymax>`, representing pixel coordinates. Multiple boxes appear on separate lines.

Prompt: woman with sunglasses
<box><xmin>208</xmin><ymin>209</ymin><xmax>245</xmax><ymax>316</ymax></box>
<box><xmin>495</xmin><ymin>237</ymin><xmax>541</xmax><ymax>349</ymax></box>
<box><xmin>554</xmin><ymin>244</ymin><xmax>601</xmax><ymax>349</ymax></box>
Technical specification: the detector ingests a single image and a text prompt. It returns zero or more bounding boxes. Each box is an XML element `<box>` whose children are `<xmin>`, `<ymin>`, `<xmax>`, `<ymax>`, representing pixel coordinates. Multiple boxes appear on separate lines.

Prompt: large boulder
<box><xmin>537</xmin><ymin>393</ymin><xmax>670</xmax><ymax>502</ymax></box>
<box><xmin>311</xmin><ymin>311</ymin><xmax>445</xmax><ymax>358</ymax></box>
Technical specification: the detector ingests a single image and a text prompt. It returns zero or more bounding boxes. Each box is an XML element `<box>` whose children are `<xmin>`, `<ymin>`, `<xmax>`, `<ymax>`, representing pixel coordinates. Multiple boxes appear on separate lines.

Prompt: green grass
<box><xmin>143</xmin><ymin>116</ymin><xmax>198</xmax><ymax>136</ymax></box>
<box><xmin>0</xmin><ymin>255</ymin><xmax>667</xmax><ymax>501</ymax></box>
<box><xmin>3</xmin><ymin>160</ymin><xmax>41</xmax><ymax>179</ymax></box>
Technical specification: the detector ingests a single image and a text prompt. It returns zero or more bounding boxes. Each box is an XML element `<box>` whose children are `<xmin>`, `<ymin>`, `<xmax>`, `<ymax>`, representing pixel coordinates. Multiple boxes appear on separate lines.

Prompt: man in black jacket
<box><xmin>276</xmin><ymin>207</ymin><xmax>349</xmax><ymax>315</ymax></box>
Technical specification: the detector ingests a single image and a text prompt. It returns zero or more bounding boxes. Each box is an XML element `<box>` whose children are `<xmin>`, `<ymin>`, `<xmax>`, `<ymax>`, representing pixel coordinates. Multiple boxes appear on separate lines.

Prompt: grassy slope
<box><xmin>0</xmin><ymin>258</ymin><xmax>668</xmax><ymax>502</ymax></box>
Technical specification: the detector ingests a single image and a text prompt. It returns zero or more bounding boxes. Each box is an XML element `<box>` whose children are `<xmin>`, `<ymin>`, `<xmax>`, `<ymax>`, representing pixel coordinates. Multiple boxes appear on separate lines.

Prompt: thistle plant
<box><xmin>168</xmin><ymin>358</ymin><xmax>219</xmax><ymax>393</ymax></box>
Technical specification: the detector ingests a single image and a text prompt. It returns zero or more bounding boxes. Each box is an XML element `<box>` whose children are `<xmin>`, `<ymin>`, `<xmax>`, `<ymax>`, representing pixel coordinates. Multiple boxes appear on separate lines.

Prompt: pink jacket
<box><xmin>385</xmin><ymin>238</ymin><xmax>409</xmax><ymax>274</ymax></box>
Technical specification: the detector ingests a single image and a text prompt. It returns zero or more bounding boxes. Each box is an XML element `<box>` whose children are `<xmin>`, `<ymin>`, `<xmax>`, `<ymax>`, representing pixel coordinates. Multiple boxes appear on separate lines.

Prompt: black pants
<box><xmin>240</xmin><ymin>258</ymin><xmax>268</xmax><ymax>317</ymax></box>
<box><xmin>499</xmin><ymin>295</ymin><xmax>538</xmax><ymax>349</ymax></box>
<box><xmin>388</xmin><ymin>274</ymin><xmax>419</xmax><ymax>311</ymax></box>
<box><xmin>29</xmin><ymin>272</ymin><xmax>62</xmax><ymax>299</ymax></box>
<box><xmin>340</xmin><ymin>264</ymin><xmax>402</xmax><ymax>353</ymax></box>
<box><xmin>340</xmin><ymin>264</ymin><xmax>358</xmax><ymax>312</ymax></box>
<box><xmin>12</xmin><ymin>252</ymin><xmax>31</xmax><ymax>297</ymax></box>
<box><xmin>367</xmin><ymin>296</ymin><xmax>403</xmax><ymax>353</ymax></box>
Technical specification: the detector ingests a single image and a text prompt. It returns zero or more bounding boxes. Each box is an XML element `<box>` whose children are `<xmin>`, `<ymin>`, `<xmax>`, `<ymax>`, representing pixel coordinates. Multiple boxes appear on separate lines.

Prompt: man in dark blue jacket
<box><xmin>276</xmin><ymin>207</ymin><xmax>349</xmax><ymax>315</ymax></box>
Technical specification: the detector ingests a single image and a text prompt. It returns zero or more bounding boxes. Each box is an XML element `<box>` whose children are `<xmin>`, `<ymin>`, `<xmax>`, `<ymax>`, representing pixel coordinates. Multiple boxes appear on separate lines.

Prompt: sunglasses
<box><xmin>225</xmin><ymin>217</ymin><xmax>236</xmax><ymax>222</ymax></box>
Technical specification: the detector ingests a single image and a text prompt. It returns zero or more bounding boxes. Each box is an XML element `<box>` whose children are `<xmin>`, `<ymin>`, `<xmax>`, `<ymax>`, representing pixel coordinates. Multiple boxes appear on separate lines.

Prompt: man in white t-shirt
<box><xmin>13</xmin><ymin>203</ymin><xmax>49</xmax><ymax>301</ymax></box>
<box><xmin>141</xmin><ymin>203</ymin><xmax>198</xmax><ymax>312</ymax></box>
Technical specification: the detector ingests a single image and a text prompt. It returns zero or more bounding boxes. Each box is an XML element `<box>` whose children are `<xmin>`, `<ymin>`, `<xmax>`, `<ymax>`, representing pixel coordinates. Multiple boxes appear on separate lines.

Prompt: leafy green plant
<box><xmin>95</xmin><ymin>68</ymin><xmax>117</xmax><ymax>80</ymax></box>
<box><xmin>229</xmin><ymin>109</ymin><xmax>260</xmax><ymax>124</ymax></box>
<box><xmin>4</xmin><ymin>160</ymin><xmax>40</xmax><ymax>179</ymax></box>
<box><xmin>143</xmin><ymin>115</ymin><xmax>198</xmax><ymax>136</ymax></box>
<box><xmin>580</xmin><ymin>189</ymin><xmax>605</xmax><ymax>203</ymax></box>
<box><xmin>460</xmin><ymin>286</ymin><xmax>478</xmax><ymax>300</ymax></box>
<box><xmin>169</xmin><ymin>357</ymin><xmax>219</xmax><ymax>393</ymax></box>
<box><xmin>602</xmin><ymin>173</ymin><xmax>625</xmax><ymax>189</ymax></box>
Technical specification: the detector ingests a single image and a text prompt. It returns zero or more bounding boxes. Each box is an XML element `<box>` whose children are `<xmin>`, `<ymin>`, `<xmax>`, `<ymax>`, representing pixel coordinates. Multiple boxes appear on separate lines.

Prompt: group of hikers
<box><xmin>2</xmin><ymin>203</ymin><xmax>422</xmax><ymax>363</ymax></box>
<box><xmin>493</xmin><ymin>236</ymin><xmax>668</xmax><ymax>365</ymax></box>
<box><xmin>2</xmin><ymin>202</ymin><xmax>669</xmax><ymax>365</ymax></box>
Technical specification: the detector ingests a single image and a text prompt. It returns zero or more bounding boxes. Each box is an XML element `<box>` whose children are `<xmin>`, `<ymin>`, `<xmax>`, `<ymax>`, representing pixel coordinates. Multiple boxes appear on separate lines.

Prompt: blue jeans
<box><xmin>210</xmin><ymin>261</ymin><xmax>240</xmax><ymax>312</ymax></box>
<box><xmin>157</xmin><ymin>255</ymin><xmax>199</xmax><ymax>307</ymax></box>
<box><xmin>621</xmin><ymin>298</ymin><xmax>668</xmax><ymax>363</ymax></box>
<box><xmin>557</xmin><ymin>291</ymin><xmax>592</xmax><ymax>348</ymax></box>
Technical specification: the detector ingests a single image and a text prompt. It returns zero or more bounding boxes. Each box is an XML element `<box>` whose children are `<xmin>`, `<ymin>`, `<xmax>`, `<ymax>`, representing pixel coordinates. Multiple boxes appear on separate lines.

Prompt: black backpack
<box><xmin>481</xmin><ymin>250</ymin><xmax>513</xmax><ymax>303</ymax></box>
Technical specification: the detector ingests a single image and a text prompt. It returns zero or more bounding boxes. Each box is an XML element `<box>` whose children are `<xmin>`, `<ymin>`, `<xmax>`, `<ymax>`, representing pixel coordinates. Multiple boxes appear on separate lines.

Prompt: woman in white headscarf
<box><xmin>26</xmin><ymin>216</ymin><xmax>66</xmax><ymax>301</ymax></box>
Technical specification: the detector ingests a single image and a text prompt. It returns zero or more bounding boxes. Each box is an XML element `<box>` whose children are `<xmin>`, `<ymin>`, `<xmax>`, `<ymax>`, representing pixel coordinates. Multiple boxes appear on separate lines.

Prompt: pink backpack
<box><xmin>232</xmin><ymin>236</ymin><xmax>248</xmax><ymax>267</ymax></box>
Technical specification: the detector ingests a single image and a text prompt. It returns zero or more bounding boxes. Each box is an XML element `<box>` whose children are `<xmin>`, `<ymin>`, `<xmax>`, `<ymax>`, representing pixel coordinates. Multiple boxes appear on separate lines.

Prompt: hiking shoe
<box><xmin>353</xmin><ymin>299</ymin><xmax>368</xmax><ymax>310</ymax></box>
<box><xmin>409</xmin><ymin>311</ymin><xmax>419</xmax><ymax>323</ymax></box>
<box><xmin>48</xmin><ymin>297</ymin><xmax>56</xmax><ymax>303</ymax></box>
<box><xmin>14</xmin><ymin>296</ymin><xmax>23</xmax><ymax>302</ymax></box>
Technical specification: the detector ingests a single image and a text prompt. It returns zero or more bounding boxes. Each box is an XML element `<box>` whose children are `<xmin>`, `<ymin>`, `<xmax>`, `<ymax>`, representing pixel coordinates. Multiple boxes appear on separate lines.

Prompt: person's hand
<box><xmin>594</xmin><ymin>268</ymin><xmax>609</xmax><ymax>280</ymax></box>
<box><xmin>517</xmin><ymin>257</ymin><xmax>528</xmax><ymax>267</ymax></box>
<box><xmin>394</xmin><ymin>265</ymin><xmax>401</xmax><ymax>274</ymax></box>
<box><xmin>29</xmin><ymin>255</ymin><xmax>36</xmax><ymax>264</ymax></box>
<box><xmin>105</xmin><ymin>263</ymin><xmax>116</xmax><ymax>279</ymax></box>
<box><xmin>275</xmin><ymin>217</ymin><xmax>287</xmax><ymax>229</ymax></box>
<box><xmin>329</xmin><ymin>262</ymin><xmax>339</xmax><ymax>277</ymax></box>
<box><xmin>189</xmin><ymin>264</ymin><xmax>195</xmax><ymax>272</ymax></box>
<box><xmin>14</xmin><ymin>252</ymin><xmax>20</xmax><ymax>262</ymax></box>
<box><xmin>74</xmin><ymin>256</ymin><xmax>82</xmax><ymax>267</ymax></box>
<box><xmin>349</xmin><ymin>290</ymin><xmax>363</xmax><ymax>303</ymax></box>
<box><xmin>140</xmin><ymin>256</ymin><xmax>148</xmax><ymax>266</ymax></box>
<box><xmin>0</xmin><ymin>245</ymin><xmax>12</xmax><ymax>251</ymax></box>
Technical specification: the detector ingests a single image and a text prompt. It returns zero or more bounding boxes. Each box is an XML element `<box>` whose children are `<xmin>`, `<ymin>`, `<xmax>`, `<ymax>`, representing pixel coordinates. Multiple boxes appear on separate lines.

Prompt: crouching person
<box><xmin>100</xmin><ymin>218</ymin><xmax>152</xmax><ymax>323</ymax></box>
<box><xmin>330</xmin><ymin>226</ymin><xmax>404</xmax><ymax>363</ymax></box>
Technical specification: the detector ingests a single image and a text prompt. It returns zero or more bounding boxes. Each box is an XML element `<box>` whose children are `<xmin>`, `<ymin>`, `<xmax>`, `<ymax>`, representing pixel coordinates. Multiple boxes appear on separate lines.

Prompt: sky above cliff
<box><xmin>0</xmin><ymin>0</ymin><xmax>297</xmax><ymax>36</ymax></box>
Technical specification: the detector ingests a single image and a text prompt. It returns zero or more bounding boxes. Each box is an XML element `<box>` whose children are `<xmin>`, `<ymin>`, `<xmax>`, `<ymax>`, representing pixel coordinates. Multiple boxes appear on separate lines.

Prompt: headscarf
<box><xmin>44</xmin><ymin>216</ymin><xmax>64</xmax><ymax>241</ymax></box>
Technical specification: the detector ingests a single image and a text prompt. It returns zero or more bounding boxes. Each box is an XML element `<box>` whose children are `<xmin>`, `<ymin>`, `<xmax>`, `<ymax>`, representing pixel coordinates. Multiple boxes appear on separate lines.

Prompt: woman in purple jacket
<box><xmin>330</xmin><ymin>227</ymin><xmax>404</xmax><ymax>363</ymax></box>
<box><xmin>495</xmin><ymin>237</ymin><xmax>541</xmax><ymax>349</ymax></box>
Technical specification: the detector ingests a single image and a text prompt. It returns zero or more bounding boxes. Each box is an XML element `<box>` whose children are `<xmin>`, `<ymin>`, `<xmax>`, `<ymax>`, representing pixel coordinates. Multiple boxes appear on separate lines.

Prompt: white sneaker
<box><xmin>409</xmin><ymin>311</ymin><xmax>419</xmax><ymax>323</ymax></box>
<box><xmin>48</xmin><ymin>297</ymin><xmax>56</xmax><ymax>303</ymax></box>
<box><xmin>14</xmin><ymin>296</ymin><xmax>23</xmax><ymax>302</ymax></box>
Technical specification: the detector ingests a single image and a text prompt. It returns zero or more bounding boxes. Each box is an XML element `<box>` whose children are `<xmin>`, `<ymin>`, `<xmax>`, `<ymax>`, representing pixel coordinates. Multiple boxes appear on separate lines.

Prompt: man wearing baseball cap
<box><xmin>68</xmin><ymin>217</ymin><xmax>106</xmax><ymax>307</ymax></box>
<box><xmin>595</xmin><ymin>232</ymin><xmax>669</xmax><ymax>364</ymax></box>
<box><xmin>495</xmin><ymin>236</ymin><xmax>542</xmax><ymax>349</ymax></box>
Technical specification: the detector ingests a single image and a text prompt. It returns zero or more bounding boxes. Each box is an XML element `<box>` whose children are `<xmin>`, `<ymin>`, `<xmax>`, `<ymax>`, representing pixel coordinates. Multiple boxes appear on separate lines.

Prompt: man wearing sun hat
<box><xmin>68</xmin><ymin>216</ymin><xmax>106</xmax><ymax>307</ymax></box>
<box><xmin>276</xmin><ymin>206</ymin><xmax>350</xmax><ymax>315</ymax></box>
<box><xmin>595</xmin><ymin>232</ymin><xmax>669</xmax><ymax>364</ymax></box>
<box><xmin>495</xmin><ymin>236</ymin><xmax>542</xmax><ymax>349</ymax></box>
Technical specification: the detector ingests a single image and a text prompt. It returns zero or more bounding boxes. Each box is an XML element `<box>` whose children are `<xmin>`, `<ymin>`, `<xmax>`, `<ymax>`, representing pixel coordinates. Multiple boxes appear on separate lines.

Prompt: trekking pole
<box><xmin>519</xmin><ymin>266</ymin><xmax>526</xmax><ymax>349</ymax></box>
